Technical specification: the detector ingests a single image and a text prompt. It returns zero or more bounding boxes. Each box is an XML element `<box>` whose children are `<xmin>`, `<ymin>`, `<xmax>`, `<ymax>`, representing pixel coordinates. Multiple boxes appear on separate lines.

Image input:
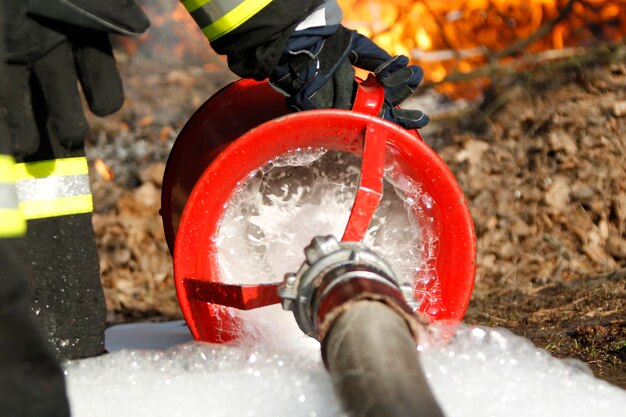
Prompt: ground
<box><xmin>87</xmin><ymin>52</ymin><xmax>625</xmax><ymax>388</ymax></box>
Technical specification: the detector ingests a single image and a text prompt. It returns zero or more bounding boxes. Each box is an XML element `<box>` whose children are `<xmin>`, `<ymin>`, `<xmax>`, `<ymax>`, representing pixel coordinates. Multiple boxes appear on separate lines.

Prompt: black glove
<box><xmin>3</xmin><ymin>0</ymin><xmax>149</xmax><ymax>156</ymax></box>
<box><xmin>269</xmin><ymin>26</ymin><xmax>429</xmax><ymax>130</ymax></box>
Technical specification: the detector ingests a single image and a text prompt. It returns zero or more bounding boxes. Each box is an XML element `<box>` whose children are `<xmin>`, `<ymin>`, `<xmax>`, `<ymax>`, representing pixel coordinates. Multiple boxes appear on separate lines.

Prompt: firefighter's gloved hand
<box><xmin>3</xmin><ymin>0</ymin><xmax>149</xmax><ymax>156</ymax></box>
<box><xmin>269</xmin><ymin>26</ymin><xmax>429</xmax><ymax>129</ymax></box>
<box><xmin>370</xmin><ymin>54</ymin><xmax>429</xmax><ymax>129</ymax></box>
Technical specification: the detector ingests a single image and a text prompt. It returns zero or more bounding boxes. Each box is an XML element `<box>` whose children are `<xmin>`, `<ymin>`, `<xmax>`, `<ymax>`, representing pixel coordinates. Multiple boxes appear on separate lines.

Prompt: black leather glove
<box><xmin>269</xmin><ymin>26</ymin><xmax>429</xmax><ymax>130</ymax></box>
<box><xmin>3</xmin><ymin>0</ymin><xmax>149</xmax><ymax>156</ymax></box>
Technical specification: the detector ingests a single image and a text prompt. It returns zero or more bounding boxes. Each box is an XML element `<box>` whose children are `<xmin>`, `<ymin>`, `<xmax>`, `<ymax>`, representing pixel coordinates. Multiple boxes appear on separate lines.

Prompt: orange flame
<box><xmin>340</xmin><ymin>0</ymin><xmax>626</xmax><ymax>96</ymax></box>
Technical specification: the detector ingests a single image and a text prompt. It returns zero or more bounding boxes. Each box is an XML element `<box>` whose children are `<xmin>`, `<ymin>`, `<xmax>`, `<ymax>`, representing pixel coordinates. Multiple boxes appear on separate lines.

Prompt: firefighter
<box><xmin>1</xmin><ymin>0</ymin><xmax>427</xmax><ymax>415</ymax></box>
<box><xmin>0</xmin><ymin>6</ymin><xmax>71</xmax><ymax>416</ymax></box>
<box><xmin>2</xmin><ymin>0</ymin><xmax>150</xmax><ymax>362</ymax></box>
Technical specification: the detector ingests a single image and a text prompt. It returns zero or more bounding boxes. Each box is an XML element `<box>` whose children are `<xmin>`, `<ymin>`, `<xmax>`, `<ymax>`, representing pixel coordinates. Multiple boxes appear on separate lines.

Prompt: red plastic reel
<box><xmin>161</xmin><ymin>78</ymin><xmax>476</xmax><ymax>343</ymax></box>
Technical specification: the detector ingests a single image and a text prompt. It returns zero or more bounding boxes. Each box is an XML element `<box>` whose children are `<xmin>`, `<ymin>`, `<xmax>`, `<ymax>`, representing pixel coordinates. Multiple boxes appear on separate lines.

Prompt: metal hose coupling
<box><xmin>278</xmin><ymin>235</ymin><xmax>423</xmax><ymax>344</ymax></box>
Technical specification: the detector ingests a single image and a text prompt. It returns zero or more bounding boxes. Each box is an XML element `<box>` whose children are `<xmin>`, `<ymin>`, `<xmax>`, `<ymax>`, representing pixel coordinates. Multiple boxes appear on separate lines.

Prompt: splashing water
<box><xmin>215</xmin><ymin>149</ymin><xmax>443</xmax><ymax>343</ymax></box>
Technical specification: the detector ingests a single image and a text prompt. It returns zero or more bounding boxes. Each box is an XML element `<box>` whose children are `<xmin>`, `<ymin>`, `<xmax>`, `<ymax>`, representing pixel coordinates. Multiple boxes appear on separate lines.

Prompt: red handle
<box><xmin>352</xmin><ymin>74</ymin><xmax>385</xmax><ymax>116</ymax></box>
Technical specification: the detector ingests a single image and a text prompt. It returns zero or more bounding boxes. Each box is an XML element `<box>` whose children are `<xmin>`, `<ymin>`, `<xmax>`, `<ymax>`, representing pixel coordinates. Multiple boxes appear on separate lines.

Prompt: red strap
<box><xmin>183</xmin><ymin>278</ymin><xmax>282</xmax><ymax>310</ymax></box>
<box><xmin>342</xmin><ymin>122</ymin><xmax>387</xmax><ymax>242</ymax></box>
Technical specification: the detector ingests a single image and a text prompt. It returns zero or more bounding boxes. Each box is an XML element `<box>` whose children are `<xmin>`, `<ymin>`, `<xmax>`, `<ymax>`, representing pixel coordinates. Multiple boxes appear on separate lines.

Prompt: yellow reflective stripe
<box><xmin>0</xmin><ymin>155</ymin><xmax>26</xmax><ymax>237</ymax></box>
<box><xmin>20</xmin><ymin>194</ymin><xmax>93</xmax><ymax>220</ymax></box>
<box><xmin>182</xmin><ymin>0</ymin><xmax>211</xmax><ymax>13</ymax></box>
<box><xmin>14</xmin><ymin>157</ymin><xmax>89</xmax><ymax>181</ymax></box>
<box><xmin>0</xmin><ymin>154</ymin><xmax>17</xmax><ymax>182</ymax></box>
<box><xmin>202</xmin><ymin>0</ymin><xmax>272</xmax><ymax>41</ymax></box>
<box><xmin>14</xmin><ymin>157</ymin><xmax>93</xmax><ymax>219</ymax></box>
<box><xmin>0</xmin><ymin>209</ymin><xmax>26</xmax><ymax>237</ymax></box>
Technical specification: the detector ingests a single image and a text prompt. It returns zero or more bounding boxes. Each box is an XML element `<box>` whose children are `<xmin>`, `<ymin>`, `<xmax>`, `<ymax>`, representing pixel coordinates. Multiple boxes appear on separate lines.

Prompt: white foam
<box><xmin>214</xmin><ymin>149</ymin><xmax>444</xmax><ymax>343</ymax></box>
<box><xmin>67</xmin><ymin>335</ymin><xmax>339</xmax><ymax>417</ymax></box>
<box><xmin>216</xmin><ymin>149</ymin><xmax>441</xmax><ymax>288</ymax></box>
<box><xmin>65</xmin><ymin>321</ymin><xmax>626</xmax><ymax>417</ymax></box>
<box><xmin>420</xmin><ymin>325</ymin><xmax>626</xmax><ymax>417</ymax></box>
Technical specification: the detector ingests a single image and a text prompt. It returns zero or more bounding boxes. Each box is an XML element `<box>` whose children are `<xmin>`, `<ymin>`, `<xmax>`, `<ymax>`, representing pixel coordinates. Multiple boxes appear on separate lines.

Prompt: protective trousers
<box><xmin>1</xmin><ymin>29</ymin><xmax>70</xmax><ymax>411</ymax></box>
<box><xmin>0</xmin><ymin>238</ymin><xmax>71</xmax><ymax>417</ymax></box>
<box><xmin>14</xmin><ymin>125</ymin><xmax>106</xmax><ymax>361</ymax></box>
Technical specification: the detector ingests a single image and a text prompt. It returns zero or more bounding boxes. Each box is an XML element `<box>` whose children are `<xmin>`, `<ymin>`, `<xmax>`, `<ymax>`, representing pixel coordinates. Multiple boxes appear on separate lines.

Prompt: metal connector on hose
<box><xmin>278</xmin><ymin>235</ymin><xmax>420</xmax><ymax>342</ymax></box>
<box><xmin>279</xmin><ymin>235</ymin><xmax>444</xmax><ymax>417</ymax></box>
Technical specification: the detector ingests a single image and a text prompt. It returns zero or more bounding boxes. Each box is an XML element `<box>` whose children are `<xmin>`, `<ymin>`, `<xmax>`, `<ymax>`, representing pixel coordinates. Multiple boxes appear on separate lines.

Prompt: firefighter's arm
<box><xmin>183</xmin><ymin>0</ymin><xmax>428</xmax><ymax>129</ymax></box>
<box><xmin>182</xmin><ymin>0</ymin><xmax>326</xmax><ymax>79</ymax></box>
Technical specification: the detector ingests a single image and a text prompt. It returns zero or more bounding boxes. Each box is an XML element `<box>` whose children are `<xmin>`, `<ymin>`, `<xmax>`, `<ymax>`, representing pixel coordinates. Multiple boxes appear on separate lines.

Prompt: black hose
<box><xmin>322</xmin><ymin>300</ymin><xmax>444</xmax><ymax>417</ymax></box>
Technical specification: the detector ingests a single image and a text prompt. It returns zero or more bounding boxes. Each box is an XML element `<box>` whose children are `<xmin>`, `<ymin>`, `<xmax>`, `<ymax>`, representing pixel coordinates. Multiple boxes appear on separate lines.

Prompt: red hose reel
<box><xmin>161</xmin><ymin>76</ymin><xmax>476</xmax><ymax>343</ymax></box>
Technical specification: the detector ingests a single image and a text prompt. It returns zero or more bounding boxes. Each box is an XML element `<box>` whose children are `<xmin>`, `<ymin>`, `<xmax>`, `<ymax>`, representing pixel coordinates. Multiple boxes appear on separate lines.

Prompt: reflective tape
<box><xmin>0</xmin><ymin>209</ymin><xmax>26</xmax><ymax>237</ymax></box>
<box><xmin>0</xmin><ymin>154</ymin><xmax>17</xmax><ymax>183</ymax></box>
<box><xmin>15</xmin><ymin>157</ymin><xmax>93</xmax><ymax>220</ymax></box>
<box><xmin>0</xmin><ymin>154</ymin><xmax>26</xmax><ymax>237</ymax></box>
<box><xmin>19</xmin><ymin>195</ymin><xmax>94</xmax><ymax>220</ymax></box>
<box><xmin>182</xmin><ymin>0</ymin><xmax>273</xmax><ymax>41</ymax></box>
<box><xmin>0</xmin><ymin>183</ymin><xmax>19</xmax><ymax>208</ymax></box>
<box><xmin>16</xmin><ymin>174</ymin><xmax>91</xmax><ymax>203</ymax></box>
<box><xmin>13</xmin><ymin>157</ymin><xmax>89</xmax><ymax>180</ymax></box>
<box><xmin>182</xmin><ymin>0</ymin><xmax>212</xmax><ymax>13</ymax></box>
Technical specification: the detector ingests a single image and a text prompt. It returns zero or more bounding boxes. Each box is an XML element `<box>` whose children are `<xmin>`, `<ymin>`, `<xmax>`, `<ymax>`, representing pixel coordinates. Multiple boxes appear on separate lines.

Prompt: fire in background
<box><xmin>117</xmin><ymin>1</ymin><xmax>626</xmax><ymax>94</ymax></box>
<box><xmin>340</xmin><ymin>1</ymin><xmax>626</xmax><ymax>82</ymax></box>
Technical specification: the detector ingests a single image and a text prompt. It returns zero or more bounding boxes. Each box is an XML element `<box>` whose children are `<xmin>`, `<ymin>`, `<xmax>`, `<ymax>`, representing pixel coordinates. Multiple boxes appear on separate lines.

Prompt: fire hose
<box><xmin>279</xmin><ymin>235</ymin><xmax>444</xmax><ymax>417</ymax></box>
<box><xmin>161</xmin><ymin>76</ymin><xmax>476</xmax><ymax>416</ymax></box>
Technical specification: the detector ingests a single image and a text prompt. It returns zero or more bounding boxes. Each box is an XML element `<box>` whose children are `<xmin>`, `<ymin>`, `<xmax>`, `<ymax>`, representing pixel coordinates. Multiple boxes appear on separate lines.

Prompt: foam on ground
<box><xmin>64</xmin><ymin>321</ymin><xmax>626</xmax><ymax>417</ymax></box>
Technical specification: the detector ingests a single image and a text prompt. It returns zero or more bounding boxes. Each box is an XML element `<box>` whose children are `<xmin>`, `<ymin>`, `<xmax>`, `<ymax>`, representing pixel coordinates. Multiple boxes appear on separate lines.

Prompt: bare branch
<box><xmin>421</xmin><ymin>40</ymin><xmax>626</xmax><ymax>87</ymax></box>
